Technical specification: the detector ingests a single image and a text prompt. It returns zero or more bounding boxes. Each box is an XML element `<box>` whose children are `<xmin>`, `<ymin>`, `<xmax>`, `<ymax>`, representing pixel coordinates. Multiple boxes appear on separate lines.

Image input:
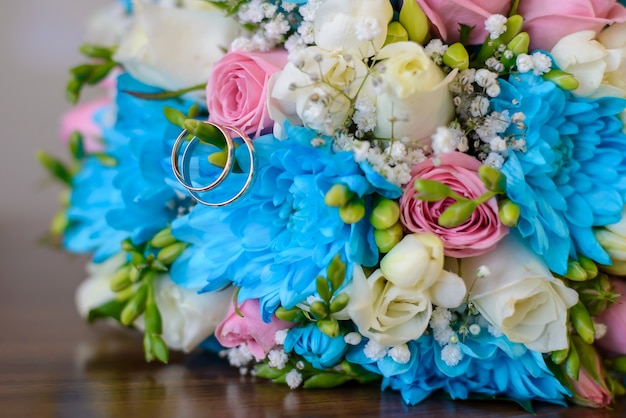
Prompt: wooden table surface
<box><xmin>1</xmin><ymin>220</ymin><xmax>625</xmax><ymax>418</ymax></box>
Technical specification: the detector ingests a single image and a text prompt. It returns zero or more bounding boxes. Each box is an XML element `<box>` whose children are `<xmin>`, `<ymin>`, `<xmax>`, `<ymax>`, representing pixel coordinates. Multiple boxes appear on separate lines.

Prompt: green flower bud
<box><xmin>329</xmin><ymin>293</ymin><xmax>349</xmax><ymax>314</ymax></box>
<box><xmin>384</xmin><ymin>21</ymin><xmax>409</xmax><ymax>46</ymax></box>
<box><xmin>110</xmin><ymin>266</ymin><xmax>133</xmax><ymax>292</ymax></box>
<box><xmin>543</xmin><ymin>69</ymin><xmax>579</xmax><ymax>91</ymax></box>
<box><xmin>144</xmin><ymin>333</ymin><xmax>169</xmax><ymax>363</ymax></box>
<box><xmin>183</xmin><ymin>119</ymin><xmax>227</xmax><ymax>149</ymax></box>
<box><xmin>399</xmin><ymin>0</ymin><xmax>429</xmax><ymax>45</ymax></box>
<box><xmin>570</xmin><ymin>301</ymin><xmax>595</xmax><ymax>345</ymax></box>
<box><xmin>500</xmin><ymin>15</ymin><xmax>524</xmax><ymax>44</ymax></box>
<box><xmin>94</xmin><ymin>153</ymin><xmax>117</xmax><ymax>167</ymax></box>
<box><xmin>438</xmin><ymin>200</ymin><xmax>477</xmax><ymax>228</ymax></box>
<box><xmin>564</xmin><ymin>260</ymin><xmax>588</xmax><ymax>282</ymax></box>
<box><xmin>316</xmin><ymin>276</ymin><xmax>331</xmax><ymax>302</ymax></box>
<box><xmin>275</xmin><ymin>306</ymin><xmax>304</xmax><ymax>322</ymax></box>
<box><xmin>564</xmin><ymin>341</ymin><xmax>580</xmax><ymax>381</ymax></box>
<box><xmin>115</xmin><ymin>285</ymin><xmax>136</xmax><ymax>302</ymax></box>
<box><xmin>121</xmin><ymin>284</ymin><xmax>148</xmax><ymax>326</ymax></box>
<box><xmin>478</xmin><ymin>164</ymin><xmax>506</xmax><ymax>193</ymax></box>
<box><xmin>339</xmin><ymin>198</ymin><xmax>366</xmax><ymax>224</ymax></box>
<box><xmin>50</xmin><ymin>210</ymin><xmax>68</xmax><ymax>236</ymax></box>
<box><xmin>310</xmin><ymin>300</ymin><xmax>328</xmax><ymax>320</ymax></box>
<box><xmin>157</xmin><ymin>242</ymin><xmax>187</xmax><ymax>265</ymax></box>
<box><xmin>208</xmin><ymin>151</ymin><xmax>229</xmax><ymax>168</ymax></box>
<box><xmin>414</xmin><ymin>179</ymin><xmax>452</xmax><ymax>202</ymax></box>
<box><xmin>443</xmin><ymin>42</ymin><xmax>469</xmax><ymax>71</ymax></box>
<box><xmin>551</xmin><ymin>347</ymin><xmax>569</xmax><ymax>365</ymax></box>
<box><xmin>163</xmin><ymin>107</ymin><xmax>188</xmax><ymax>128</ymax></box>
<box><xmin>66</xmin><ymin>77</ymin><xmax>82</xmax><ymax>104</ymax></box>
<box><xmin>578</xmin><ymin>256</ymin><xmax>598</xmax><ymax>280</ymax></box>
<box><xmin>324</xmin><ymin>183</ymin><xmax>354</xmax><ymax>207</ymax></box>
<box><xmin>498</xmin><ymin>199</ymin><xmax>520</xmax><ymax>227</ymax></box>
<box><xmin>317</xmin><ymin>318</ymin><xmax>340</xmax><ymax>338</ymax></box>
<box><xmin>327</xmin><ymin>254</ymin><xmax>346</xmax><ymax>293</ymax></box>
<box><xmin>374</xmin><ymin>222</ymin><xmax>404</xmax><ymax>253</ymax></box>
<box><xmin>370</xmin><ymin>199</ymin><xmax>400</xmax><ymax>230</ymax></box>
<box><xmin>507</xmin><ymin>32</ymin><xmax>530</xmax><ymax>56</ymax></box>
<box><xmin>150</xmin><ymin>227</ymin><xmax>176</xmax><ymax>248</ymax></box>
<box><xmin>144</xmin><ymin>301</ymin><xmax>163</xmax><ymax>335</ymax></box>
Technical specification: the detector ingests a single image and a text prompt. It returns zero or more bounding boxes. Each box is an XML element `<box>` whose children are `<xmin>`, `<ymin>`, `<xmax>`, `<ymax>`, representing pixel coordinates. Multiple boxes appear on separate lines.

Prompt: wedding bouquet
<box><xmin>41</xmin><ymin>0</ymin><xmax>626</xmax><ymax>411</ymax></box>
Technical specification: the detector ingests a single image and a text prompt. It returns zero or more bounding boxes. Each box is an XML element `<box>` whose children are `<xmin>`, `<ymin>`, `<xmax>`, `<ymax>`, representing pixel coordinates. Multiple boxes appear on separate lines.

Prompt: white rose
<box><xmin>314</xmin><ymin>0</ymin><xmax>393</xmax><ymax>59</ymax></box>
<box><xmin>268</xmin><ymin>46</ymin><xmax>369</xmax><ymax>138</ymax></box>
<box><xmin>348</xmin><ymin>233</ymin><xmax>466</xmax><ymax>346</ymax></box>
<box><xmin>371</xmin><ymin>42</ymin><xmax>457</xmax><ymax>146</ymax></box>
<box><xmin>595</xmin><ymin>206</ymin><xmax>626</xmax><ymax>276</ymax></box>
<box><xmin>113</xmin><ymin>2</ymin><xmax>241</xmax><ymax>95</ymax></box>
<box><xmin>454</xmin><ymin>234</ymin><xmax>579</xmax><ymax>352</ymax></box>
<box><xmin>134</xmin><ymin>277</ymin><xmax>234</xmax><ymax>353</ymax></box>
<box><xmin>75</xmin><ymin>254</ymin><xmax>124</xmax><ymax>318</ymax></box>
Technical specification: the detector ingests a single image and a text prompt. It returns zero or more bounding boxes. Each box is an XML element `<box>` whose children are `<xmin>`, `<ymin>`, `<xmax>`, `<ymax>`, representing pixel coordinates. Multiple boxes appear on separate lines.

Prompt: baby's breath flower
<box><xmin>363</xmin><ymin>339</ymin><xmax>388</xmax><ymax>361</ymax></box>
<box><xmin>441</xmin><ymin>343</ymin><xmax>463</xmax><ymax>367</ymax></box>
<box><xmin>355</xmin><ymin>17</ymin><xmax>381</xmax><ymax>41</ymax></box>
<box><xmin>285</xmin><ymin>369</ymin><xmax>303</xmax><ymax>389</ymax></box>
<box><xmin>344</xmin><ymin>332</ymin><xmax>363</xmax><ymax>345</ymax></box>
<box><xmin>268</xmin><ymin>349</ymin><xmax>289</xmax><ymax>369</ymax></box>
<box><xmin>389</xmin><ymin>344</ymin><xmax>411</xmax><ymax>364</ymax></box>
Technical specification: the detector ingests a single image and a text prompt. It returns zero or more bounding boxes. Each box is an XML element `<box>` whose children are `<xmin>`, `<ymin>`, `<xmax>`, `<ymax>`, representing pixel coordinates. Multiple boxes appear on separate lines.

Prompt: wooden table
<box><xmin>1</xmin><ymin>219</ymin><xmax>624</xmax><ymax>417</ymax></box>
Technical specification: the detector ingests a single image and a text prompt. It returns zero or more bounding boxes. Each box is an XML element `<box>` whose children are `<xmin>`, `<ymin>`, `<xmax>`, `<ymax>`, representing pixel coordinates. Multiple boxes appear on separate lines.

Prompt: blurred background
<box><xmin>0</xmin><ymin>1</ymin><xmax>108</xmax><ymax>299</ymax></box>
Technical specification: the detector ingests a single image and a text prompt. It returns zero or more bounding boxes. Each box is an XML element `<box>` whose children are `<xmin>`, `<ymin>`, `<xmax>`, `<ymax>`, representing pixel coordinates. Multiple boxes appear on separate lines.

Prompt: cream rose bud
<box><xmin>314</xmin><ymin>0</ymin><xmax>393</xmax><ymax>59</ymax></box>
<box><xmin>113</xmin><ymin>2</ymin><xmax>240</xmax><ymax>96</ymax></box>
<box><xmin>268</xmin><ymin>46</ymin><xmax>369</xmax><ymax>139</ymax></box>
<box><xmin>371</xmin><ymin>42</ymin><xmax>457</xmax><ymax>146</ymax></box>
<box><xmin>75</xmin><ymin>254</ymin><xmax>125</xmax><ymax>318</ymax></box>
<box><xmin>135</xmin><ymin>277</ymin><xmax>234</xmax><ymax>353</ymax></box>
<box><xmin>348</xmin><ymin>233</ymin><xmax>466</xmax><ymax>347</ymax></box>
<box><xmin>454</xmin><ymin>234</ymin><xmax>579</xmax><ymax>353</ymax></box>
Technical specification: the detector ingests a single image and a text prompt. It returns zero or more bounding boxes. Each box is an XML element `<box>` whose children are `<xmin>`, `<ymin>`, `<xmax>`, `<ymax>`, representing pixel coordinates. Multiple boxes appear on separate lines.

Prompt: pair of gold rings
<box><xmin>171</xmin><ymin>122</ymin><xmax>256</xmax><ymax>207</ymax></box>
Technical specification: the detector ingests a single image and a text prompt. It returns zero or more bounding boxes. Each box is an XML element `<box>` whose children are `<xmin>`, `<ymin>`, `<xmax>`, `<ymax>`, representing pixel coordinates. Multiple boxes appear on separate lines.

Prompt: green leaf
<box><xmin>80</xmin><ymin>43</ymin><xmax>116</xmax><ymax>60</ymax></box>
<box><xmin>68</xmin><ymin>132</ymin><xmax>85</xmax><ymax>160</ymax></box>
<box><xmin>123</xmin><ymin>83</ymin><xmax>206</xmax><ymax>101</ymax></box>
<box><xmin>303</xmin><ymin>373</ymin><xmax>351</xmax><ymax>389</ymax></box>
<box><xmin>87</xmin><ymin>299</ymin><xmax>126</xmax><ymax>323</ymax></box>
<box><xmin>85</xmin><ymin>61</ymin><xmax>117</xmax><ymax>85</ymax></box>
<box><xmin>36</xmin><ymin>150</ymin><xmax>72</xmax><ymax>185</ymax></box>
<box><xmin>458</xmin><ymin>24</ymin><xmax>475</xmax><ymax>46</ymax></box>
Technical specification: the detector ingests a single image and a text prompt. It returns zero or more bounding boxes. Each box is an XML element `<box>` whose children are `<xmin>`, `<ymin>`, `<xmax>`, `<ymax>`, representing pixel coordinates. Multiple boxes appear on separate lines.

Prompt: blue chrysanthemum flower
<box><xmin>346</xmin><ymin>332</ymin><xmax>570</xmax><ymax>407</ymax></box>
<box><xmin>491</xmin><ymin>72</ymin><xmax>626</xmax><ymax>274</ymax></box>
<box><xmin>284</xmin><ymin>324</ymin><xmax>348</xmax><ymax>369</ymax></box>
<box><xmin>64</xmin><ymin>73</ymin><xmax>194</xmax><ymax>261</ymax></box>
<box><xmin>171</xmin><ymin>125</ymin><xmax>401</xmax><ymax>319</ymax></box>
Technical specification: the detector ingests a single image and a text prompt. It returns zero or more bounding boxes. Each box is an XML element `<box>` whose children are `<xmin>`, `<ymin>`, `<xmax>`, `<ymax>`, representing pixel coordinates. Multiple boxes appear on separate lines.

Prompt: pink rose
<box><xmin>207</xmin><ymin>49</ymin><xmax>288</xmax><ymax>138</ymax></box>
<box><xmin>595</xmin><ymin>279</ymin><xmax>626</xmax><ymax>355</ymax></box>
<box><xmin>214</xmin><ymin>299</ymin><xmax>295</xmax><ymax>360</ymax></box>
<box><xmin>59</xmin><ymin>97</ymin><xmax>109</xmax><ymax>153</ymax></box>
<box><xmin>400</xmin><ymin>152</ymin><xmax>508</xmax><ymax>257</ymax></box>
<box><xmin>414</xmin><ymin>0</ymin><xmax>511</xmax><ymax>45</ymax></box>
<box><xmin>519</xmin><ymin>0</ymin><xmax>626</xmax><ymax>51</ymax></box>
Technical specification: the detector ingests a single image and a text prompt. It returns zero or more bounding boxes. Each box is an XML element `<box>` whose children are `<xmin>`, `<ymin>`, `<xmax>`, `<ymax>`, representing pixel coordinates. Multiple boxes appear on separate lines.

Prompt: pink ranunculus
<box><xmin>400</xmin><ymin>152</ymin><xmax>508</xmax><ymax>258</ymax></box>
<box><xmin>595</xmin><ymin>279</ymin><xmax>626</xmax><ymax>355</ymax></box>
<box><xmin>59</xmin><ymin>97</ymin><xmax>110</xmax><ymax>153</ymax></box>
<box><xmin>214</xmin><ymin>299</ymin><xmax>295</xmax><ymax>360</ymax></box>
<box><xmin>519</xmin><ymin>0</ymin><xmax>626</xmax><ymax>51</ymax></box>
<box><xmin>207</xmin><ymin>49</ymin><xmax>288</xmax><ymax>138</ymax></box>
<box><xmin>414</xmin><ymin>0</ymin><xmax>511</xmax><ymax>45</ymax></box>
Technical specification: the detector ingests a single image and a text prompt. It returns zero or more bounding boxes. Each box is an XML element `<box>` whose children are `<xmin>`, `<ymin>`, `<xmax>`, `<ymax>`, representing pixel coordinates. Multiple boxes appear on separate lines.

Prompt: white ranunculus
<box><xmin>268</xmin><ymin>46</ymin><xmax>369</xmax><ymax>138</ymax></box>
<box><xmin>371</xmin><ymin>42</ymin><xmax>457</xmax><ymax>146</ymax></box>
<box><xmin>314</xmin><ymin>0</ymin><xmax>393</xmax><ymax>59</ymax></box>
<box><xmin>113</xmin><ymin>2</ymin><xmax>241</xmax><ymax>95</ymax></box>
<box><xmin>595</xmin><ymin>206</ymin><xmax>626</xmax><ymax>276</ymax></box>
<box><xmin>348</xmin><ymin>233</ymin><xmax>466</xmax><ymax>347</ymax></box>
<box><xmin>454</xmin><ymin>234</ymin><xmax>579</xmax><ymax>353</ymax></box>
<box><xmin>75</xmin><ymin>254</ymin><xmax>124</xmax><ymax>318</ymax></box>
<box><xmin>134</xmin><ymin>277</ymin><xmax>234</xmax><ymax>353</ymax></box>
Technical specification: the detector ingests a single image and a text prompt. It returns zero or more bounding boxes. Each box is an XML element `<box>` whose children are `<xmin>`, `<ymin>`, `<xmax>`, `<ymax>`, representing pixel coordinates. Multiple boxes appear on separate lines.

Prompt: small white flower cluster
<box><xmin>430</xmin><ymin>307</ymin><xmax>463</xmax><ymax>367</ymax></box>
<box><xmin>284</xmin><ymin>0</ymin><xmax>323</xmax><ymax>52</ymax></box>
<box><xmin>222</xmin><ymin>343</ymin><xmax>255</xmax><ymax>368</ymax></box>
<box><xmin>516</xmin><ymin>52</ymin><xmax>553</xmax><ymax>76</ymax></box>
<box><xmin>362</xmin><ymin>339</ymin><xmax>411</xmax><ymax>365</ymax></box>
<box><xmin>484</xmin><ymin>14</ymin><xmax>508</xmax><ymax>40</ymax></box>
<box><xmin>229</xmin><ymin>0</ymin><xmax>314</xmax><ymax>52</ymax></box>
<box><xmin>424</xmin><ymin>39</ymin><xmax>449</xmax><ymax>65</ymax></box>
<box><xmin>334</xmin><ymin>133</ymin><xmax>426</xmax><ymax>186</ymax></box>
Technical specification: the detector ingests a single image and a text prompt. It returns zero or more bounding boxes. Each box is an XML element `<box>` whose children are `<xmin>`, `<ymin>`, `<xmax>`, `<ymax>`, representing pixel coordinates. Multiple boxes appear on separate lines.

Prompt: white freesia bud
<box><xmin>314</xmin><ymin>0</ymin><xmax>392</xmax><ymax>59</ymax></box>
<box><xmin>114</xmin><ymin>2</ymin><xmax>241</xmax><ymax>97</ymax></box>
<box><xmin>348</xmin><ymin>234</ymin><xmax>466</xmax><ymax>346</ymax></box>
<box><xmin>134</xmin><ymin>277</ymin><xmax>234</xmax><ymax>353</ymax></box>
<box><xmin>452</xmin><ymin>234</ymin><xmax>579</xmax><ymax>352</ymax></box>
<box><xmin>371</xmin><ymin>42</ymin><xmax>457</xmax><ymax>146</ymax></box>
